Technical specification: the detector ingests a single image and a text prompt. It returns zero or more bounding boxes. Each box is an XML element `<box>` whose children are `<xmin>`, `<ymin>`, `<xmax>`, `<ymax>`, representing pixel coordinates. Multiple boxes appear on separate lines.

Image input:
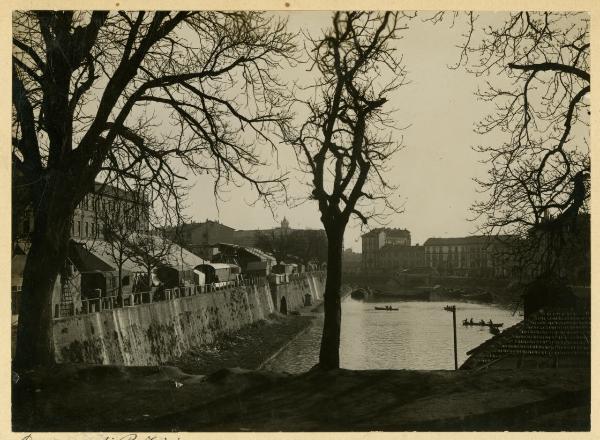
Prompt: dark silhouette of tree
<box><xmin>288</xmin><ymin>230</ymin><xmax>328</xmax><ymax>267</ymax></box>
<box><xmin>12</xmin><ymin>11</ymin><xmax>296</xmax><ymax>369</ymax></box>
<box><xmin>255</xmin><ymin>229</ymin><xmax>291</xmax><ymax>265</ymax></box>
<box><xmin>283</xmin><ymin>11</ymin><xmax>409</xmax><ymax>369</ymax></box>
<box><xmin>432</xmin><ymin>11</ymin><xmax>590</xmax><ymax>279</ymax></box>
<box><xmin>255</xmin><ymin>228</ymin><xmax>328</xmax><ymax>267</ymax></box>
<box><xmin>125</xmin><ymin>230</ymin><xmax>173</xmax><ymax>292</ymax></box>
<box><xmin>95</xmin><ymin>185</ymin><xmax>147</xmax><ymax>303</ymax></box>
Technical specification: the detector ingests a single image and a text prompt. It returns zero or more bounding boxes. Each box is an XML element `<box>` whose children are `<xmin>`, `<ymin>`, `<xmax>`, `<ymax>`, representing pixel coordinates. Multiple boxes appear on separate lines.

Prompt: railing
<box><xmin>268</xmin><ymin>270</ymin><xmax>326</xmax><ymax>285</ymax></box>
<box><xmin>57</xmin><ymin>270</ymin><xmax>325</xmax><ymax>318</ymax></box>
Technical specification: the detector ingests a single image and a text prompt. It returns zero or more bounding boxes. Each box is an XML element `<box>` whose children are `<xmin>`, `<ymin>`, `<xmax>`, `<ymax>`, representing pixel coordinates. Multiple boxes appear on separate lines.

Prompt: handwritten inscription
<box><xmin>21</xmin><ymin>435</ymin><xmax>182</xmax><ymax>440</ymax></box>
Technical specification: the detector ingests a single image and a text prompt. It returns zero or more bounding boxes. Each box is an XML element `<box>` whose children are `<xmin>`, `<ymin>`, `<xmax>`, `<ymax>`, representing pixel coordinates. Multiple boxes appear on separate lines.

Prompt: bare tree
<box><xmin>255</xmin><ymin>229</ymin><xmax>292</xmax><ymax>265</ymax></box>
<box><xmin>283</xmin><ymin>11</ymin><xmax>409</xmax><ymax>369</ymax></box>
<box><xmin>96</xmin><ymin>185</ymin><xmax>146</xmax><ymax>303</ymax></box>
<box><xmin>12</xmin><ymin>11</ymin><xmax>296</xmax><ymax>368</ymax></box>
<box><xmin>288</xmin><ymin>229</ymin><xmax>328</xmax><ymax>267</ymax></box>
<box><xmin>125</xmin><ymin>230</ymin><xmax>173</xmax><ymax>293</ymax></box>
<box><xmin>443</xmin><ymin>12</ymin><xmax>590</xmax><ymax>279</ymax></box>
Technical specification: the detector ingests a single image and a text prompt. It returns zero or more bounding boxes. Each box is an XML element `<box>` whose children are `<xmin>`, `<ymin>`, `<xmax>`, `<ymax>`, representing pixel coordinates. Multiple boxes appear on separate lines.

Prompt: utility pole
<box><xmin>444</xmin><ymin>305</ymin><xmax>458</xmax><ymax>370</ymax></box>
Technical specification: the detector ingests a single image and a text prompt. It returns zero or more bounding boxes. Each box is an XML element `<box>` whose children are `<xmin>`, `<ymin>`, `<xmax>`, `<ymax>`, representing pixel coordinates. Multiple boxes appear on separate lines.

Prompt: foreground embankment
<box><xmin>172</xmin><ymin>313</ymin><xmax>315</xmax><ymax>375</ymax></box>
<box><xmin>12</xmin><ymin>364</ymin><xmax>589</xmax><ymax>432</ymax></box>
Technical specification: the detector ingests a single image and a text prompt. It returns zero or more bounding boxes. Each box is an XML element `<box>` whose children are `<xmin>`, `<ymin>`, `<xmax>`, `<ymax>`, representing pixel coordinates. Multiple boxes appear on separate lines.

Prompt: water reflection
<box><xmin>264</xmin><ymin>297</ymin><xmax>521</xmax><ymax>373</ymax></box>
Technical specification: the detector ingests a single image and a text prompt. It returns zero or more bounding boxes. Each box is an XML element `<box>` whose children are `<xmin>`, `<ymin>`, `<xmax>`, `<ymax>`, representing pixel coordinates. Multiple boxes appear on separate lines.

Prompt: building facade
<box><xmin>173</xmin><ymin>217</ymin><xmax>326</xmax><ymax>261</ymax></box>
<box><xmin>173</xmin><ymin>220</ymin><xmax>235</xmax><ymax>255</ymax></box>
<box><xmin>378</xmin><ymin>244</ymin><xmax>425</xmax><ymax>271</ymax></box>
<box><xmin>342</xmin><ymin>248</ymin><xmax>362</xmax><ymax>273</ymax></box>
<box><xmin>361</xmin><ymin>228</ymin><xmax>412</xmax><ymax>270</ymax></box>
<box><xmin>17</xmin><ymin>182</ymin><xmax>150</xmax><ymax>241</ymax></box>
<box><xmin>423</xmin><ymin>235</ymin><xmax>515</xmax><ymax>278</ymax></box>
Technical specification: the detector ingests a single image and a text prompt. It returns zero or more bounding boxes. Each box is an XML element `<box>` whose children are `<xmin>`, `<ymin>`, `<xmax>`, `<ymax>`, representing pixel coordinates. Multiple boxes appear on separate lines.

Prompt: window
<box><xmin>122</xmin><ymin>275</ymin><xmax>130</xmax><ymax>286</ymax></box>
<box><xmin>91</xmin><ymin>223</ymin><xmax>95</xmax><ymax>237</ymax></box>
<box><xmin>85</xmin><ymin>222</ymin><xmax>89</xmax><ymax>237</ymax></box>
<box><xmin>76</xmin><ymin>221</ymin><xmax>81</xmax><ymax>237</ymax></box>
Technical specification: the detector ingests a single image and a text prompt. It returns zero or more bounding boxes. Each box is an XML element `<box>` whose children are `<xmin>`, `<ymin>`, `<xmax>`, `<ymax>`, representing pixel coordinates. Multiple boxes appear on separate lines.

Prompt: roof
<box><xmin>217</xmin><ymin>242</ymin><xmax>277</xmax><ymax>262</ymax></box>
<box><xmin>461</xmin><ymin>308</ymin><xmax>591</xmax><ymax>370</ymax></box>
<box><xmin>385</xmin><ymin>228</ymin><xmax>411</xmax><ymax>237</ymax></box>
<box><xmin>196</xmin><ymin>262</ymin><xmax>239</xmax><ymax>270</ymax></box>
<box><xmin>424</xmin><ymin>236</ymin><xmax>489</xmax><ymax>246</ymax></box>
<box><xmin>76</xmin><ymin>236</ymin><xmax>206</xmax><ymax>273</ymax></box>
<box><xmin>68</xmin><ymin>241</ymin><xmax>115</xmax><ymax>273</ymax></box>
<box><xmin>76</xmin><ymin>239</ymin><xmax>145</xmax><ymax>273</ymax></box>
<box><xmin>362</xmin><ymin>227</ymin><xmax>409</xmax><ymax>238</ymax></box>
<box><xmin>92</xmin><ymin>182</ymin><xmax>148</xmax><ymax>204</ymax></box>
<box><xmin>180</xmin><ymin>220</ymin><xmax>235</xmax><ymax>232</ymax></box>
<box><xmin>423</xmin><ymin>235</ymin><xmax>517</xmax><ymax>247</ymax></box>
<box><xmin>361</xmin><ymin>228</ymin><xmax>384</xmax><ymax>237</ymax></box>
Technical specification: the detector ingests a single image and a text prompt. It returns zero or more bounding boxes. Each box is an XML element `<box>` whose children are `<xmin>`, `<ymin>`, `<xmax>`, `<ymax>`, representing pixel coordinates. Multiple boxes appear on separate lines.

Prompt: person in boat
<box><xmin>469</xmin><ymin>318</ymin><xmax>474</xmax><ymax>325</ymax></box>
<box><xmin>488</xmin><ymin>319</ymin><xmax>494</xmax><ymax>327</ymax></box>
<box><xmin>479</xmin><ymin>319</ymin><xmax>485</xmax><ymax>325</ymax></box>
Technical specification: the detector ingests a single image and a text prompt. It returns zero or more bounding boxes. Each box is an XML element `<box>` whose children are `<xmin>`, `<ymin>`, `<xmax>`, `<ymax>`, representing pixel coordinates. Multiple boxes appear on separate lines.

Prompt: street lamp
<box><xmin>443</xmin><ymin>304</ymin><xmax>458</xmax><ymax>370</ymax></box>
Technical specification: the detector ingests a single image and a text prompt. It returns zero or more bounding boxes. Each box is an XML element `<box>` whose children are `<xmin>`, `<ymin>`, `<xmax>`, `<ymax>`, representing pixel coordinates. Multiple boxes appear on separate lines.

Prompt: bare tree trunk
<box><xmin>14</xmin><ymin>185</ymin><xmax>73</xmax><ymax>370</ymax></box>
<box><xmin>319</xmin><ymin>225</ymin><xmax>344</xmax><ymax>370</ymax></box>
<box><xmin>147</xmin><ymin>265</ymin><xmax>153</xmax><ymax>296</ymax></box>
<box><xmin>117</xmin><ymin>263</ymin><xmax>123</xmax><ymax>306</ymax></box>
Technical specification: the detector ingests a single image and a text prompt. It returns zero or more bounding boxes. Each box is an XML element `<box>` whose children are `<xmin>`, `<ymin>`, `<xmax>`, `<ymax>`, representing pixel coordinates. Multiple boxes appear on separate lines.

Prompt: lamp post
<box><xmin>443</xmin><ymin>305</ymin><xmax>458</xmax><ymax>370</ymax></box>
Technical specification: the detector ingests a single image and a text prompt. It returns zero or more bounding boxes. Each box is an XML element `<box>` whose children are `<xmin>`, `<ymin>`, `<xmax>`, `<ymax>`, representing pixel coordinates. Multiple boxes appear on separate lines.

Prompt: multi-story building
<box><xmin>361</xmin><ymin>228</ymin><xmax>412</xmax><ymax>270</ymax></box>
<box><xmin>378</xmin><ymin>244</ymin><xmax>425</xmax><ymax>271</ymax></box>
<box><xmin>13</xmin><ymin>182</ymin><xmax>154</xmax><ymax>317</ymax></box>
<box><xmin>172</xmin><ymin>220</ymin><xmax>235</xmax><ymax>256</ymax></box>
<box><xmin>230</xmin><ymin>217</ymin><xmax>292</xmax><ymax>248</ymax></box>
<box><xmin>342</xmin><ymin>248</ymin><xmax>362</xmax><ymax>273</ymax></box>
<box><xmin>16</xmin><ymin>182</ymin><xmax>150</xmax><ymax>240</ymax></box>
<box><xmin>172</xmin><ymin>217</ymin><xmax>326</xmax><ymax>260</ymax></box>
<box><xmin>423</xmin><ymin>235</ymin><xmax>516</xmax><ymax>278</ymax></box>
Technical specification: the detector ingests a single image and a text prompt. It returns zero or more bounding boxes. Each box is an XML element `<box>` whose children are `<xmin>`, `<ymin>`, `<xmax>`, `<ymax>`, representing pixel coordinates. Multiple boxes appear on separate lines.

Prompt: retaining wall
<box><xmin>52</xmin><ymin>273</ymin><xmax>325</xmax><ymax>365</ymax></box>
<box><xmin>270</xmin><ymin>273</ymin><xmax>326</xmax><ymax>313</ymax></box>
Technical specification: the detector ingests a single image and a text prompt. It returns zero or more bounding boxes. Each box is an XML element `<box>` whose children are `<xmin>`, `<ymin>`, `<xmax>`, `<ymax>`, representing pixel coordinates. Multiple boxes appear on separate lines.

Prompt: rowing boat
<box><xmin>462</xmin><ymin>320</ymin><xmax>503</xmax><ymax>328</ymax></box>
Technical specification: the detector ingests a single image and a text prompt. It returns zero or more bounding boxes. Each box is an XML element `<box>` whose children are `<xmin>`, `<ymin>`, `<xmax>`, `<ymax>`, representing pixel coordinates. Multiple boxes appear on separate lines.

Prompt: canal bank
<box><xmin>343</xmin><ymin>273</ymin><xmax>522</xmax><ymax>304</ymax></box>
<box><xmin>12</xmin><ymin>363</ymin><xmax>590</xmax><ymax>431</ymax></box>
<box><xmin>47</xmin><ymin>272</ymin><xmax>327</xmax><ymax>365</ymax></box>
<box><xmin>171</xmin><ymin>313</ymin><xmax>315</xmax><ymax>375</ymax></box>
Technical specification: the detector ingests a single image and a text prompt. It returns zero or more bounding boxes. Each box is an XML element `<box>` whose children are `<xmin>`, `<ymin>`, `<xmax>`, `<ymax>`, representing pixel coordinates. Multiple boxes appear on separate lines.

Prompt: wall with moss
<box><xmin>52</xmin><ymin>273</ymin><xmax>325</xmax><ymax>365</ymax></box>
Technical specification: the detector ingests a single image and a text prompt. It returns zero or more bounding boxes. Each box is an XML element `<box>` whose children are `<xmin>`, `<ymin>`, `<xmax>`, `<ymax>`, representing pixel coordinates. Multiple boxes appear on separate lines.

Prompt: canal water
<box><xmin>263</xmin><ymin>297</ymin><xmax>521</xmax><ymax>373</ymax></box>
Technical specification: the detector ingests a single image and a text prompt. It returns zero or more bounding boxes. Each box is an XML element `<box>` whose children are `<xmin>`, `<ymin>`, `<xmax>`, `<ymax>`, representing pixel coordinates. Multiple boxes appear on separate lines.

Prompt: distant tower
<box><xmin>281</xmin><ymin>217</ymin><xmax>290</xmax><ymax>231</ymax></box>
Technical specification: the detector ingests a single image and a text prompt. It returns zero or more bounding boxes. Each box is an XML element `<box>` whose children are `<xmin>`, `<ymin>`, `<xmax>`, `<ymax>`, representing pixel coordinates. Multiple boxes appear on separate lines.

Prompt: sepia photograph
<box><xmin>8</xmin><ymin>4</ymin><xmax>593</xmax><ymax>435</ymax></box>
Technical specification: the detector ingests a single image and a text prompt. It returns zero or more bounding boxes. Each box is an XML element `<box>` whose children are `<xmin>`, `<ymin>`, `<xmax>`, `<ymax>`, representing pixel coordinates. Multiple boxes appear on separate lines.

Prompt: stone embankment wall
<box><xmin>53</xmin><ymin>272</ymin><xmax>326</xmax><ymax>365</ymax></box>
<box><xmin>270</xmin><ymin>273</ymin><xmax>325</xmax><ymax>313</ymax></box>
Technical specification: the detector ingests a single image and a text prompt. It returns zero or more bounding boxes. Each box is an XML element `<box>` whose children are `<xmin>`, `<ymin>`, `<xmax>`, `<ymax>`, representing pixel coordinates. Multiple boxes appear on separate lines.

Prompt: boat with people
<box><xmin>374</xmin><ymin>306</ymin><xmax>399</xmax><ymax>311</ymax></box>
<box><xmin>462</xmin><ymin>318</ymin><xmax>503</xmax><ymax>328</ymax></box>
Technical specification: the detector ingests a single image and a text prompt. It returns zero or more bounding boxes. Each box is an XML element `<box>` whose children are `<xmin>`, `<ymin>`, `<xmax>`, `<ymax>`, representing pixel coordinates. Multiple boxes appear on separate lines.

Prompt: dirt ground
<box><xmin>12</xmin><ymin>363</ymin><xmax>589</xmax><ymax>432</ymax></box>
<box><xmin>171</xmin><ymin>313</ymin><xmax>314</xmax><ymax>375</ymax></box>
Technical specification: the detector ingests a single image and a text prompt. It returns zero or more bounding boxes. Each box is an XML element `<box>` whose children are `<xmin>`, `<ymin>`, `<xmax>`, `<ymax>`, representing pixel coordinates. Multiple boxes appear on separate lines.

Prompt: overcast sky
<box><xmin>184</xmin><ymin>11</ymin><xmax>509</xmax><ymax>251</ymax></box>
